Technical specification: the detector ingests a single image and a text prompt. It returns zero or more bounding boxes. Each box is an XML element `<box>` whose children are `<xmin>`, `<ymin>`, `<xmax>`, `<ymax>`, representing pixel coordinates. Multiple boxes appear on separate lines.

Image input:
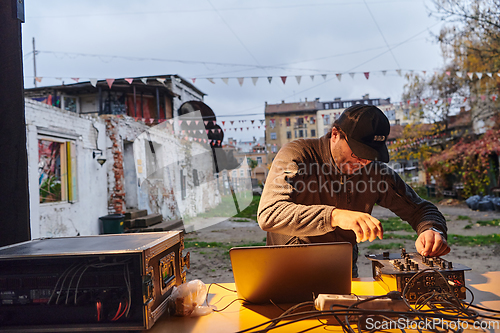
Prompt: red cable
<box><xmin>111</xmin><ymin>302</ymin><xmax>123</xmax><ymax>321</ymax></box>
<box><xmin>96</xmin><ymin>301</ymin><xmax>101</xmax><ymax>322</ymax></box>
<box><xmin>114</xmin><ymin>301</ymin><xmax>128</xmax><ymax>321</ymax></box>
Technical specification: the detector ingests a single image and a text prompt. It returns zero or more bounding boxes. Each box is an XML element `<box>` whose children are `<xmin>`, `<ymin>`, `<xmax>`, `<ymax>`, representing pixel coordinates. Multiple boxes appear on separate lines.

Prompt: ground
<box><xmin>184</xmin><ymin>202</ymin><xmax>500</xmax><ymax>284</ymax></box>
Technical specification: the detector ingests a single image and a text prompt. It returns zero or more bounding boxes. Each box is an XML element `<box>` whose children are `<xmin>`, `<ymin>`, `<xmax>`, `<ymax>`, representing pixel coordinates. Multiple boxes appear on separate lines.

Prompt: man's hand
<box><xmin>331</xmin><ymin>209</ymin><xmax>383</xmax><ymax>243</ymax></box>
<box><xmin>415</xmin><ymin>229</ymin><xmax>450</xmax><ymax>257</ymax></box>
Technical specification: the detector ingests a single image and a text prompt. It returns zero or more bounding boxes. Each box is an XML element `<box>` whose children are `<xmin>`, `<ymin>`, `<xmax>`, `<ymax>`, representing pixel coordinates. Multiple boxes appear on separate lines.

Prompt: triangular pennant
<box><xmin>396</xmin><ymin>69</ymin><xmax>402</xmax><ymax>76</ymax></box>
<box><xmin>125</xmin><ymin>78</ymin><xmax>133</xmax><ymax>84</ymax></box>
<box><xmin>106</xmin><ymin>78</ymin><xmax>115</xmax><ymax>88</ymax></box>
<box><xmin>422</xmin><ymin>71</ymin><xmax>426</xmax><ymax>76</ymax></box>
<box><xmin>364</xmin><ymin>72</ymin><xmax>370</xmax><ymax>80</ymax></box>
<box><xmin>467</xmin><ymin>72</ymin><xmax>474</xmax><ymax>80</ymax></box>
<box><xmin>487</xmin><ymin>73</ymin><xmax>492</xmax><ymax>78</ymax></box>
<box><xmin>251</xmin><ymin>120</ymin><xmax>254</xmax><ymax>124</ymax></box>
<box><xmin>497</xmin><ymin>72</ymin><xmax>500</xmax><ymax>77</ymax></box>
<box><xmin>237</xmin><ymin>77</ymin><xmax>244</xmax><ymax>86</ymax></box>
<box><xmin>322</xmin><ymin>74</ymin><xmax>327</xmax><ymax>80</ymax></box>
<box><xmin>199</xmin><ymin>130</ymin><xmax>203</xmax><ymax>134</ymax></box>
<box><xmin>186</xmin><ymin>120</ymin><xmax>191</xmax><ymax>126</ymax></box>
<box><xmin>141</xmin><ymin>78</ymin><xmax>148</xmax><ymax>85</ymax></box>
<box><xmin>71</xmin><ymin>78</ymin><xmax>80</xmax><ymax>83</ymax></box>
<box><xmin>179</xmin><ymin>120</ymin><xmax>183</xmax><ymax>126</ymax></box>
<box><xmin>463</xmin><ymin>97</ymin><xmax>467</xmax><ymax>103</ymax></box>
<box><xmin>206</xmin><ymin>129</ymin><xmax>209</xmax><ymax>134</ymax></box>
<box><xmin>157</xmin><ymin>78</ymin><xmax>166</xmax><ymax>84</ymax></box>
<box><xmin>481</xmin><ymin>95</ymin><xmax>486</xmax><ymax>101</ymax></box>
<box><xmin>446</xmin><ymin>71</ymin><xmax>451</xmax><ymax>76</ymax></box>
<box><xmin>90</xmin><ymin>78</ymin><xmax>98</xmax><ymax>87</ymax></box>
<box><xmin>195</xmin><ymin>120</ymin><xmax>199</xmax><ymax>125</ymax></box>
<box><xmin>258</xmin><ymin>126</ymin><xmax>260</xmax><ymax>129</ymax></box>
<box><xmin>456</xmin><ymin>72</ymin><xmax>463</xmax><ymax>78</ymax></box>
<box><xmin>168</xmin><ymin>119</ymin><xmax>174</xmax><ymax>125</ymax></box>
<box><xmin>280</xmin><ymin>76</ymin><xmax>287</xmax><ymax>84</ymax></box>
<box><xmin>240</xmin><ymin>128</ymin><xmax>243</xmax><ymax>131</ymax></box>
<box><xmin>492</xmin><ymin>95</ymin><xmax>497</xmax><ymax>101</ymax></box>
<box><xmin>251</xmin><ymin>77</ymin><xmax>259</xmax><ymax>86</ymax></box>
<box><xmin>222</xmin><ymin>78</ymin><xmax>229</xmax><ymax>85</ymax></box>
<box><xmin>231</xmin><ymin>121</ymin><xmax>235</xmax><ymax>125</ymax></box>
<box><xmin>310</xmin><ymin>75</ymin><xmax>315</xmax><ymax>81</ymax></box>
<box><xmin>222</xmin><ymin>121</ymin><xmax>225</xmax><ymax>125</ymax></box>
<box><xmin>267</xmin><ymin>77</ymin><xmax>273</xmax><ymax>84</ymax></box>
<box><xmin>295</xmin><ymin>76</ymin><xmax>302</xmax><ymax>84</ymax></box>
<box><xmin>35</xmin><ymin>77</ymin><xmax>43</xmax><ymax>83</ymax></box>
<box><xmin>381</xmin><ymin>70</ymin><xmax>387</xmax><ymax>76</ymax></box>
<box><xmin>207</xmin><ymin>78</ymin><xmax>215</xmax><ymax>84</ymax></box>
<box><xmin>477</xmin><ymin>73</ymin><xmax>483</xmax><ymax>79</ymax></box>
<box><xmin>336</xmin><ymin>73</ymin><xmax>342</xmax><ymax>81</ymax></box>
<box><xmin>349</xmin><ymin>73</ymin><xmax>355</xmax><ymax>79</ymax></box>
<box><xmin>191</xmin><ymin>78</ymin><xmax>196</xmax><ymax>83</ymax></box>
<box><xmin>204</xmin><ymin>121</ymin><xmax>209</xmax><ymax>126</ymax></box>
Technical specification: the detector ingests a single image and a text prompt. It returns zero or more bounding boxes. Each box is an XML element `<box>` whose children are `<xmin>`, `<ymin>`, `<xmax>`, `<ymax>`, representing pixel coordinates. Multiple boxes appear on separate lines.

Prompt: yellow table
<box><xmin>146</xmin><ymin>272</ymin><xmax>500</xmax><ymax>333</ymax></box>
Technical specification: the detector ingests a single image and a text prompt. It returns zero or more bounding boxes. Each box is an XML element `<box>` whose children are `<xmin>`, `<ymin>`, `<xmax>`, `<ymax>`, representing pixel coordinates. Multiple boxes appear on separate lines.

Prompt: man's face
<box><xmin>330</xmin><ymin>129</ymin><xmax>371</xmax><ymax>174</ymax></box>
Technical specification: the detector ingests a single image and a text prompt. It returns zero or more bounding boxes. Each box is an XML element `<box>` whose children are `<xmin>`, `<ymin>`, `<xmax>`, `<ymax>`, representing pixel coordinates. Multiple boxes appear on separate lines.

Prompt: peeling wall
<box><xmin>25</xmin><ymin>99</ymin><xmax>108</xmax><ymax>238</ymax></box>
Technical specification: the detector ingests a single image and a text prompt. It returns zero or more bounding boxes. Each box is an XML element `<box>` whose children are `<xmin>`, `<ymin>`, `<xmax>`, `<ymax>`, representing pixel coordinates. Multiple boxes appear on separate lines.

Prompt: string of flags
<box><xmin>387</xmin><ymin>130</ymin><xmax>465</xmax><ymax>153</ymax></box>
<box><xmin>29</xmin><ymin>70</ymin><xmax>500</xmax><ymax>87</ymax></box>
<box><xmin>131</xmin><ymin>118</ymin><xmax>267</xmax><ymax>133</ymax></box>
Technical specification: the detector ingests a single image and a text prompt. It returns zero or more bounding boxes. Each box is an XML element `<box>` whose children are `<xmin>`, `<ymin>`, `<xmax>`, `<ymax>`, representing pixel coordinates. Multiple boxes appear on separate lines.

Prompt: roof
<box><xmin>265</xmin><ymin>101</ymin><xmax>320</xmax><ymax>115</ymax></box>
<box><xmin>448</xmin><ymin>110</ymin><xmax>471</xmax><ymax>129</ymax></box>
<box><xmin>24</xmin><ymin>74</ymin><xmax>205</xmax><ymax>98</ymax></box>
<box><xmin>388</xmin><ymin>124</ymin><xmax>405</xmax><ymax>140</ymax></box>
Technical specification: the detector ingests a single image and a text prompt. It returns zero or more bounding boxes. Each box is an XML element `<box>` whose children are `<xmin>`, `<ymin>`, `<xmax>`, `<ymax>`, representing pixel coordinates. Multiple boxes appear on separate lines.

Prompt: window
<box><xmin>324</xmin><ymin>114</ymin><xmax>330</xmax><ymax>125</ymax></box>
<box><xmin>193</xmin><ymin>169</ymin><xmax>200</xmax><ymax>187</ymax></box>
<box><xmin>305</xmin><ymin>129</ymin><xmax>307</xmax><ymax>137</ymax></box>
<box><xmin>257</xmin><ymin>157</ymin><xmax>262</xmax><ymax>164</ymax></box>
<box><xmin>324</xmin><ymin>103</ymin><xmax>330</xmax><ymax>109</ymax></box>
<box><xmin>311</xmin><ymin>129</ymin><xmax>316</xmax><ymax>137</ymax></box>
<box><xmin>332</xmin><ymin>102</ymin><xmax>340</xmax><ymax>109</ymax></box>
<box><xmin>38</xmin><ymin>138</ymin><xmax>77</xmax><ymax>203</ymax></box>
<box><xmin>270</xmin><ymin>132</ymin><xmax>277</xmax><ymax>140</ymax></box>
<box><xmin>63</xmin><ymin>96</ymin><xmax>78</xmax><ymax>113</ymax></box>
<box><xmin>309</xmin><ymin>117</ymin><xmax>315</xmax><ymax>124</ymax></box>
<box><xmin>232</xmin><ymin>170</ymin><xmax>237</xmax><ymax>178</ymax></box>
<box><xmin>271</xmin><ymin>145</ymin><xmax>278</xmax><ymax>153</ymax></box>
<box><xmin>373</xmin><ymin>100</ymin><xmax>380</xmax><ymax>106</ymax></box>
<box><xmin>297</xmin><ymin>118</ymin><xmax>304</xmax><ymax>126</ymax></box>
<box><xmin>286</xmin><ymin>118</ymin><xmax>291</xmax><ymax>126</ymax></box>
<box><xmin>298</xmin><ymin>130</ymin><xmax>304</xmax><ymax>137</ymax></box>
<box><xmin>343</xmin><ymin>101</ymin><xmax>352</xmax><ymax>108</ymax></box>
<box><xmin>240</xmin><ymin>169</ymin><xmax>244</xmax><ymax>177</ymax></box>
<box><xmin>286</xmin><ymin>131</ymin><xmax>292</xmax><ymax>139</ymax></box>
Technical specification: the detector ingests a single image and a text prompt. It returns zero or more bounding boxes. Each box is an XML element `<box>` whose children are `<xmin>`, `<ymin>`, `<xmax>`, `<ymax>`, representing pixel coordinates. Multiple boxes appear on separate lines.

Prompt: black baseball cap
<box><xmin>334</xmin><ymin>104</ymin><xmax>390</xmax><ymax>163</ymax></box>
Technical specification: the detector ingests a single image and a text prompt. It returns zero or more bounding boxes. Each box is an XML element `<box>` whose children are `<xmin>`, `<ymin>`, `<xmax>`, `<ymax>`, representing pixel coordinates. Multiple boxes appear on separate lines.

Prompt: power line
<box><xmin>363</xmin><ymin>0</ymin><xmax>401</xmax><ymax>69</ymax></box>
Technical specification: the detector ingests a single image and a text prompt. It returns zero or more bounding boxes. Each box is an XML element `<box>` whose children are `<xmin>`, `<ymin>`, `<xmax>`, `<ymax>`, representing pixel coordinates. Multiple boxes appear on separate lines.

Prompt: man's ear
<box><xmin>330</xmin><ymin>127</ymin><xmax>340</xmax><ymax>144</ymax></box>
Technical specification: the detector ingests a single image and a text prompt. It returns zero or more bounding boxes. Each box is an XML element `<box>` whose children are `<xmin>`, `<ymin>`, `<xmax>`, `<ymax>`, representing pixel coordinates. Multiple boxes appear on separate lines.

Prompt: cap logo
<box><xmin>373</xmin><ymin>135</ymin><xmax>385</xmax><ymax>141</ymax></box>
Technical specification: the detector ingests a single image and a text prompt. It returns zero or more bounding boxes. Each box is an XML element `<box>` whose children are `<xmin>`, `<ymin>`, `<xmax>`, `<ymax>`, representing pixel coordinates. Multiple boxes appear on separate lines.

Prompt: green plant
<box><xmin>476</xmin><ymin>219</ymin><xmax>500</xmax><ymax>226</ymax></box>
<box><xmin>448</xmin><ymin>234</ymin><xmax>500</xmax><ymax>246</ymax></box>
<box><xmin>457</xmin><ymin>215</ymin><xmax>471</xmax><ymax>220</ymax></box>
<box><xmin>379</xmin><ymin>217</ymin><xmax>414</xmax><ymax>232</ymax></box>
<box><xmin>39</xmin><ymin>176</ymin><xmax>62</xmax><ymax>203</ymax></box>
<box><xmin>463</xmin><ymin>224</ymin><xmax>472</xmax><ymax>229</ymax></box>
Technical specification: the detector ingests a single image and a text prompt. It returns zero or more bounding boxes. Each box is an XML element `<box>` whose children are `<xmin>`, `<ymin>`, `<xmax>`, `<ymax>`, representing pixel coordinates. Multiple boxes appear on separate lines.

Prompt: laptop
<box><xmin>229</xmin><ymin>242</ymin><xmax>352</xmax><ymax>304</ymax></box>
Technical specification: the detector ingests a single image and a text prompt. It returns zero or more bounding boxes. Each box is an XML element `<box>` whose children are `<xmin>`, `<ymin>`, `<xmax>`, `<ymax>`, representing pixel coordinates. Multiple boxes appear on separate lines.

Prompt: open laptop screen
<box><xmin>230</xmin><ymin>242</ymin><xmax>352</xmax><ymax>304</ymax></box>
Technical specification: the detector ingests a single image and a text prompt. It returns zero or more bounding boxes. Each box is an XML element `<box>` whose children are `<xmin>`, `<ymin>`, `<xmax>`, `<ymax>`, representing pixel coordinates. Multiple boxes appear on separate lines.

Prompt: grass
<box><xmin>476</xmin><ymin>219</ymin><xmax>500</xmax><ymax>226</ymax></box>
<box><xmin>457</xmin><ymin>215</ymin><xmax>471</xmax><ymax>220</ymax></box>
<box><xmin>448</xmin><ymin>234</ymin><xmax>500</xmax><ymax>246</ymax></box>
<box><xmin>379</xmin><ymin>217</ymin><xmax>414</xmax><ymax>232</ymax></box>
<box><xmin>189</xmin><ymin>194</ymin><xmax>260</xmax><ymax>220</ymax></box>
<box><xmin>384</xmin><ymin>233</ymin><xmax>417</xmax><ymax>240</ymax></box>
<box><xmin>367</xmin><ymin>242</ymin><xmax>405</xmax><ymax>250</ymax></box>
<box><xmin>463</xmin><ymin>224</ymin><xmax>472</xmax><ymax>229</ymax></box>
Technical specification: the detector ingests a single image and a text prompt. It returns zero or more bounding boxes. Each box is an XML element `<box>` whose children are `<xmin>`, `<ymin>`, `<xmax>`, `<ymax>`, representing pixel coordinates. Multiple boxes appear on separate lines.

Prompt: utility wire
<box><xmin>363</xmin><ymin>0</ymin><xmax>401</xmax><ymax>69</ymax></box>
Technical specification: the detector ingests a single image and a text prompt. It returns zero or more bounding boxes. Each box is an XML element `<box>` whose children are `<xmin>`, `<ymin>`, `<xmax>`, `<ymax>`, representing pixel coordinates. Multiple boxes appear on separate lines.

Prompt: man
<box><xmin>257</xmin><ymin>104</ymin><xmax>450</xmax><ymax>277</ymax></box>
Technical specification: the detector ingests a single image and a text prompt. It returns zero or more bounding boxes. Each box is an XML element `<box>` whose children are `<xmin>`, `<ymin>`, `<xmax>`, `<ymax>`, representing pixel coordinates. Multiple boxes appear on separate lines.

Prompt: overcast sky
<box><xmin>22</xmin><ymin>0</ymin><xmax>447</xmax><ymax>142</ymax></box>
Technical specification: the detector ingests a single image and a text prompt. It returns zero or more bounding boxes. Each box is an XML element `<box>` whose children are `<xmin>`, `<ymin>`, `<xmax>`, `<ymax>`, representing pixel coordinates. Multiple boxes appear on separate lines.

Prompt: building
<box><xmin>264</xmin><ymin>98</ymin><xmax>321</xmax><ymax>162</ymax></box>
<box><xmin>24</xmin><ymin>74</ymin><xmax>204</xmax><ymax>120</ymax></box>
<box><xmin>24</xmin><ymin>76</ymin><xmax>231</xmax><ymax>238</ymax></box>
<box><xmin>225</xmin><ymin>137</ymin><xmax>268</xmax><ymax>185</ymax></box>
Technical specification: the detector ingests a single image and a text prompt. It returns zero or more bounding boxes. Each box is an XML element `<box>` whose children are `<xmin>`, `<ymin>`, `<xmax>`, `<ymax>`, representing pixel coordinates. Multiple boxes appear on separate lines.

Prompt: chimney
<box><xmin>363</xmin><ymin>94</ymin><xmax>369</xmax><ymax>99</ymax></box>
<box><xmin>281</xmin><ymin>100</ymin><xmax>285</xmax><ymax>104</ymax></box>
<box><xmin>334</xmin><ymin>97</ymin><xmax>341</xmax><ymax>101</ymax></box>
<box><xmin>305</xmin><ymin>97</ymin><xmax>308</xmax><ymax>102</ymax></box>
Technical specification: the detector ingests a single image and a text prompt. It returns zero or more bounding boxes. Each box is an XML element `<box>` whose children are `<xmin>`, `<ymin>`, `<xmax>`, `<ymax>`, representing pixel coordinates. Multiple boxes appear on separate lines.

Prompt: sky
<box><xmin>21</xmin><ymin>0</ymin><xmax>447</xmax><ymax>142</ymax></box>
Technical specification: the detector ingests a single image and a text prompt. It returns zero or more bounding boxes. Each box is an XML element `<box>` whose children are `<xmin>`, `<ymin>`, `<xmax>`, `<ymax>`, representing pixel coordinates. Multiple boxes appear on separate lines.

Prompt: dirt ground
<box><xmin>184</xmin><ymin>202</ymin><xmax>500</xmax><ymax>284</ymax></box>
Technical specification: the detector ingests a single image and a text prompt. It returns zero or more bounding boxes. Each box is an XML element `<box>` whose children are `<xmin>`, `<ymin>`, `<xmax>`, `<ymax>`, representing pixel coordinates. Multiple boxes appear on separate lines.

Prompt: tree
<box><xmin>430</xmin><ymin>0</ymin><xmax>500</xmax><ymax>128</ymax></box>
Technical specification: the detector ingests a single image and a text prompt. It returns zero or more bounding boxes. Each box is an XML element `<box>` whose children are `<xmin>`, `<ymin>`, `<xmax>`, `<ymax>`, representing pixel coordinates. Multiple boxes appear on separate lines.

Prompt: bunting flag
<box><xmin>125</xmin><ymin>78</ymin><xmax>133</xmax><ymax>84</ymax></box>
<box><xmin>106</xmin><ymin>78</ymin><xmax>115</xmax><ymax>88</ymax></box>
<box><xmin>71</xmin><ymin>78</ymin><xmax>80</xmax><ymax>83</ymax></box>
<box><xmin>191</xmin><ymin>78</ymin><xmax>196</xmax><ymax>83</ymax></box>
<box><xmin>35</xmin><ymin>77</ymin><xmax>43</xmax><ymax>83</ymax></box>
<box><xmin>382</xmin><ymin>70</ymin><xmax>387</xmax><ymax>76</ymax></box>
<box><xmin>310</xmin><ymin>75</ymin><xmax>315</xmax><ymax>81</ymax></box>
<box><xmin>446</xmin><ymin>71</ymin><xmax>451</xmax><ymax>76</ymax></box>
<box><xmin>336</xmin><ymin>73</ymin><xmax>342</xmax><ymax>81</ymax></box>
<box><xmin>481</xmin><ymin>95</ymin><xmax>486</xmax><ymax>101</ymax></box>
<box><xmin>157</xmin><ymin>78</ymin><xmax>166</xmax><ymax>84</ymax></box>
<box><xmin>267</xmin><ymin>76</ymin><xmax>273</xmax><ymax>84</ymax></box>
<box><xmin>207</xmin><ymin>78</ymin><xmax>215</xmax><ymax>84</ymax></box>
<box><xmin>90</xmin><ymin>78</ymin><xmax>98</xmax><ymax>87</ymax></box>
<box><xmin>477</xmin><ymin>73</ymin><xmax>483</xmax><ymax>80</ymax></box>
<box><xmin>456</xmin><ymin>72</ymin><xmax>463</xmax><ymax>78</ymax></box>
<box><xmin>467</xmin><ymin>72</ymin><xmax>474</xmax><ymax>80</ymax></box>
<box><xmin>396</xmin><ymin>69</ymin><xmax>402</xmax><ymax>76</ymax></box>
<box><xmin>280</xmin><ymin>76</ymin><xmax>287</xmax><ymax>84</ymax></box>
<box><xmin>322</xmin><ymin>74</ymin><xmax>327</xmax><ymax>80</ymax></box>
<box><xmin>487</xmin><ymin>73</ymin><xmax>493</xmax><ymax>78</ymax></box>
<box><xmin>251</xmin><ymin>77</ymin><xmax>258</xmax><ymax>86</ymax></box>
<box><xmin>295</xmin><ymin>76</ymin><xmax>302</xmax><ymax>84</ymax></box>
<box><xmin>493</xmin><ymin>95</ymin><xmax>497</xmax><ymax>101</ymax></box>
<box><xmin>349</xmin><ymin>73</ymin><xmax>355</xmax><ymax>79</ymax></box>
<box><xmin>141</xmin><ymin>78</ymin><xmax>148</xmax><ymax>84</ymax></box>
<box><xmin>222</xmin><ymin>78</ymin><xmax>229</xmax><ymax>85</ymax></box>
<box><xmin>238</xmin><ymin>77</ymin><xmax>244</xmax><ymax>86</ymax></box>
<box><xmin>364</xmin><ymin>72</ymin><xmax>370</xmax><ymax>80</ymax></box>
<box><xmin>422</xmin><ymin>71</ymin><xmax>426</xmax><ymax>76</ymax></box>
